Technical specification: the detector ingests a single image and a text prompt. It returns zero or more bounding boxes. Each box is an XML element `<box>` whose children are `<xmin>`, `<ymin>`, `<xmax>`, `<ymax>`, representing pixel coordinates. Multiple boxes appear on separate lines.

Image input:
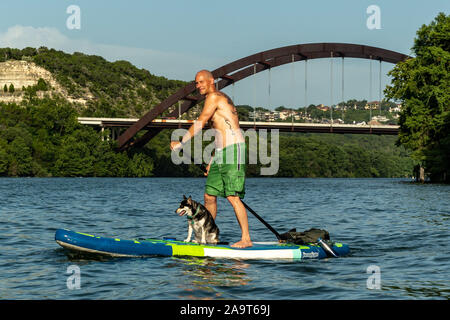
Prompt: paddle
<box><xmin>182</xmin><ymin>152</ymin><xmax>340</xmax><ymax>257</ymax></box>
<box><xmin>188</xmin><ymin>154</ymin><xmax>283</xmax><ymax>241</ymax></box>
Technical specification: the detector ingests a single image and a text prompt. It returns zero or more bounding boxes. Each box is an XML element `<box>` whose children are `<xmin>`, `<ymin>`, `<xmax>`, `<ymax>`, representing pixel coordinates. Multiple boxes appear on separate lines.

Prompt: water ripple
<box><xmin>0</xmin><ymin>178</ymin><xmax>448</xmax><ymax>299</ymax></box>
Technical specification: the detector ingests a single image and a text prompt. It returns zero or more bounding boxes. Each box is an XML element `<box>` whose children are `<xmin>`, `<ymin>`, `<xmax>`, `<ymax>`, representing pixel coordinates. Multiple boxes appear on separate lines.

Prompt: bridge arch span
<box><xmin>117</xmin><ymin>43</ymin><xmax>410</xmax><ymax>150</ymax></box>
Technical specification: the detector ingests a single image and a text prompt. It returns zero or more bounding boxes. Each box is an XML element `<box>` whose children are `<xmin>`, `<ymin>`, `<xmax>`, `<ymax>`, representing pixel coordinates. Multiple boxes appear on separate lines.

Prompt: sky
<box><xmin>0</xmin><ymin>0</ymin><xmax>448</xmax><ymax>109</ymax></box>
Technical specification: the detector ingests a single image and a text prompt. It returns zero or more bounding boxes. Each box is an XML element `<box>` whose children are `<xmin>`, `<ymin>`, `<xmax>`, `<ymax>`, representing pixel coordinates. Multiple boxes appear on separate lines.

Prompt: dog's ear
<box><xmin>187</xmin><ymin>195</ymin><xmax>192</xmax><ymax>204</ymax></box>
<box><xmin>183</xmin><ymin>195</ymin><xmax>187</xmax><ymax>200</ymax></box>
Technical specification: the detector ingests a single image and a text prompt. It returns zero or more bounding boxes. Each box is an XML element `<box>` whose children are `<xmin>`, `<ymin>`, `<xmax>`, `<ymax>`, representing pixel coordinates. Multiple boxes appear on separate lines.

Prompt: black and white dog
<box><xmin>176</xmin><ymin>195</ymin><xmax>220</xmax><ymax>244</ymax></box>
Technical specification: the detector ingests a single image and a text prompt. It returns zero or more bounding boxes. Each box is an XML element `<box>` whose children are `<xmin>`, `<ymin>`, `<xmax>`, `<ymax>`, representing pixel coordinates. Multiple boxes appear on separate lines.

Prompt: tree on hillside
<box><xmin>36</xmin><ymin>78</ymin><xmax>48</xmax><ymax>91</ymax></box>
<box><xmin>385</xmin><ymin>12</ymin><xmax>450</xmax><ymax>183</ymax></box>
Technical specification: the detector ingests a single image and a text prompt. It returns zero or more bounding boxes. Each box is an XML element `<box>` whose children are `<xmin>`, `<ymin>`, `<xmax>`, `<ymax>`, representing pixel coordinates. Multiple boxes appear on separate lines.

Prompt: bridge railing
<box><xmin>78</xmin><ymin>117</ymin><xmax>399</xmax><ymax>136</ymax></box>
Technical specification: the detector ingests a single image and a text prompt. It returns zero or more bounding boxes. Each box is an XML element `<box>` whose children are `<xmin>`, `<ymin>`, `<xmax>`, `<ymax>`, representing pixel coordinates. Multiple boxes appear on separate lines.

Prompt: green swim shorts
<box><xmin>205</xmin><ymin>142</ymin><xmax>246</xmax><ymax>199</ymax></box>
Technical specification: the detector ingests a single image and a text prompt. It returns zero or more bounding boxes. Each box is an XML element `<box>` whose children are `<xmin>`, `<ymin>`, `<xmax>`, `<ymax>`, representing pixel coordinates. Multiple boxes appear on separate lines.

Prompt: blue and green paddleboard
<box><xmin>55</xmin><ymin>229</ymin><xmax>349</xmax><ymax>260</ymax></box>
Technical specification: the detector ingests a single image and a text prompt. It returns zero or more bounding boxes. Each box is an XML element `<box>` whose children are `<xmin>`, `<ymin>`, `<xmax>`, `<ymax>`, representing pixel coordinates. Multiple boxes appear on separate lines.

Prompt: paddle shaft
<box><xmin>193</xmin><ymin>157</ymin><xmax>282</xmax><ymax>241</ymax></box>
<box><xmin>241</xmin><ymin>197</ymin><xmax>282</xmax><ymax>241</ymax></box>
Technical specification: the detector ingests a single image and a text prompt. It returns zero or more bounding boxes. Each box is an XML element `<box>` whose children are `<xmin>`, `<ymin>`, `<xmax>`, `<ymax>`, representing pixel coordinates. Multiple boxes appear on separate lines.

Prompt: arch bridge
<box><xmin>117</xmin><ymin>43</ymin><xmax>409</xmax><ymax>151</ymax></box>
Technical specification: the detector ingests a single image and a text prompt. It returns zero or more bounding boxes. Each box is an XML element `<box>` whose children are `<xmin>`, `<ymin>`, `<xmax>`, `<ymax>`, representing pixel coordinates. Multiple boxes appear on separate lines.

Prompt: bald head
<box><xmin>196</xmin><ymin>69</ymin><xmax>214</xmax><ymax>80</ymax></box>
<box><xmin>195</xmin><ymin>69</ymin><xmax>216</xmax><ymax>95</ymax></box>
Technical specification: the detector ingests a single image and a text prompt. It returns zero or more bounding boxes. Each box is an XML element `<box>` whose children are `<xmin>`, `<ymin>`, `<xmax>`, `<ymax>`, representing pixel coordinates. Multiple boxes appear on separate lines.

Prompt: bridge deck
<box><xmin>78</xmin><ymin>117</ymin><xmax>399</xmax><ymax>135</ymax></box>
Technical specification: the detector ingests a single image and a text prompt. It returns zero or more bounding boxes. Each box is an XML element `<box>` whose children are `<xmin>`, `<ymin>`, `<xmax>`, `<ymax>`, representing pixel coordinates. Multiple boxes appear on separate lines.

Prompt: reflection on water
<box><xmin>170</xmin><ymin>257</ymin><xmax>251</xmax><ymax>300</ymax></box>
<box><xmin>383</xmin><ymin>282</ymin><xmax>450</xmax><ymax>299</ymax></box>
<box><xmin>62</xmin><ymin>248</ymin><xmax>117</xmax><ymax>263</ymax></box>
<box><xmin>62</xmin><ymin>249</ymin><xmax>254</xmax><ymax>300</ymax></box>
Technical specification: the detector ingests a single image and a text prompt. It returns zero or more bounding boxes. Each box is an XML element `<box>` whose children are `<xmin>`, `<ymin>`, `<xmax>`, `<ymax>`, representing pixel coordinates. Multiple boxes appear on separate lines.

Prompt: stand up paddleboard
<box><xmin>55</xmin><ymin>229</ymin><xmax>350</xmax><ymax>260</ymax></box>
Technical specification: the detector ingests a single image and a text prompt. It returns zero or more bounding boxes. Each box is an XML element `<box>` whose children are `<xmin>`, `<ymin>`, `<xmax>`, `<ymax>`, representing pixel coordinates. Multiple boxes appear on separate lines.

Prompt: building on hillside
<box><xmin>249</xmin><ymin>111</ymin><xmax>265</xmax><ymax>121</ymax></box>
<box><xmin>365</xmin><ymin>101</ymin><xmax>380</xmax><ymax>110</ymax></box>
<box><xmin>278</xmin><ymin>110</ymin><xmax>290</xmax><ymax>120</ymax></box>
<box><xmin>371</xmin><ymin>115</ymin><xmax>389</xmax><ymax>122</ymax></box>
<box><xmin>316</xmin><ymin>104</ymin><xmax>329</xmax><ymax>111</ymax></box>
<box><xmin>389</xmin><ymin>104</ymin><xmax>402</xmax><ymax>113</ymax></box>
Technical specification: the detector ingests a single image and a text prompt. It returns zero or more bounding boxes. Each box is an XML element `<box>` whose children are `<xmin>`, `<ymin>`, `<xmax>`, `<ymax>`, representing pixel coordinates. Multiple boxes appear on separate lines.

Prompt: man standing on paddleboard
<box><xmin>170</xmin><ymin>70</ymin><xmax>252</xmax><ymax>248</ymax></box>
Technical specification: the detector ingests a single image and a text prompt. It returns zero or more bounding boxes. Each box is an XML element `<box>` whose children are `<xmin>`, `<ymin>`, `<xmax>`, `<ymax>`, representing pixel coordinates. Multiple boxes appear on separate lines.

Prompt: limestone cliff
<box><xmin>0</xmin><ymin>60</ymin><xmax>89</xmax><ymax>105</ymax></box>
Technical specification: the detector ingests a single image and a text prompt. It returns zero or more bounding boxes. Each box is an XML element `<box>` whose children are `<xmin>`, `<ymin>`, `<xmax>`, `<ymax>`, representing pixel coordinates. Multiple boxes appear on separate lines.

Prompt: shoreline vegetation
<box><xmin>2</xmin><ymin>10</ymin><xmax>448</xmax><ymax>184</ymax></box>
<box><xmin>0</xmin><ymin>95</ymin><xmax>415</xmax><ymax>179</ymax></box>
<box><xmin>385</xmin><ymin>13</ymin><xmax>449</xmax><ymax>183</ymax></box>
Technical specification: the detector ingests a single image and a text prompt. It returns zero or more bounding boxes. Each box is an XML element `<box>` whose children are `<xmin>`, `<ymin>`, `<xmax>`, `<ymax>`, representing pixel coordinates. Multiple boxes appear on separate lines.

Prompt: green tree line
<box><xmin>0</xmin><ymin>98</ymin><xmax>154</xmax><ymax>177</ymax></box>
<box><xmin>0</xmin><ymin>96</ymin><xmax>414</xmax><ymax>178</ymax></box>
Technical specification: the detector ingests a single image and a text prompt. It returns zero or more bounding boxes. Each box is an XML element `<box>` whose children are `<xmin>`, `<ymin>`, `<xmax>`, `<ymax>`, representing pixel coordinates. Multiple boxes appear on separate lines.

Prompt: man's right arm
<box><xmin>171</xmin><ymin>93</ymin><xmax>218</xmax><ymax>151</ymax></box>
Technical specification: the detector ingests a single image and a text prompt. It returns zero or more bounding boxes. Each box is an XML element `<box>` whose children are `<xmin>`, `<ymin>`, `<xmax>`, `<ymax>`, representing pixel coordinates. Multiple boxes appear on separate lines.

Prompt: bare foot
<box><xmin>231</xmin><ymin>239</ymin><xmax>253</xmax><ymax>248</ymax></box>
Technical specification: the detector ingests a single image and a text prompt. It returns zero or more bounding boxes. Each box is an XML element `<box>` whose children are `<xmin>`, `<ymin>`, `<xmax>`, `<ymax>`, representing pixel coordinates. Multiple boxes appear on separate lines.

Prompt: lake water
<box><xmin>0</xmin><ymin>177</ymin><xmax>448</xmax><ymax>300</ymax></box>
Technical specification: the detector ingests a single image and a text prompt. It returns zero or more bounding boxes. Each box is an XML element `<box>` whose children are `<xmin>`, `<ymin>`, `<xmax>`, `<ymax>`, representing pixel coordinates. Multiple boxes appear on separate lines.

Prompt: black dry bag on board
<box><xmin>279</xmin><ymin>228</ymin><xmax>330</xmax><ymax>245</ymax></box>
